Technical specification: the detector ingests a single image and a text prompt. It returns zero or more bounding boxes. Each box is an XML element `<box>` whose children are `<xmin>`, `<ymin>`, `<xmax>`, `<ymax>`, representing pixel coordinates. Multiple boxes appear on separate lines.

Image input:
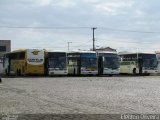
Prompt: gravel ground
<box><xmin>0</xmin><ymin>76</ymin><xmax>160</xmax><ymax>115</ymax></box>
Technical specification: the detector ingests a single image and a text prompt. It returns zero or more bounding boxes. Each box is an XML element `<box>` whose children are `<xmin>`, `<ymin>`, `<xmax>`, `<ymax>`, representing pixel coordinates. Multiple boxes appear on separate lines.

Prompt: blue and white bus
<box><xmin>97</xmin><ymin>51</ymin><xmax>120</xmax><ymax>76</ymax></box>
<box><xmin>67</xmin><ymin>51</ymin><xmax>98</xmax><ymax>75</ymax></box>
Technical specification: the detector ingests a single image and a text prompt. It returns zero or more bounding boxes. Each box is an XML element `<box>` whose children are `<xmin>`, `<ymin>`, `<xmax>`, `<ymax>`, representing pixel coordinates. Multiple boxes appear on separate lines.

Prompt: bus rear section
<box><xmin>68</xmin><ymin>51</ymin><xmax>98</xmax><ymax>75</ymax></box>
<box><xmin>25</xmin><ymin>49</ymin><xmax>45</xmax><ymax>75</ymax></box>
<box><xmin>45</xmin><ymin>52</ymin><xmax>68</xmax><ymax>76</ymax></box>
<box><xmin>119</xmin><ymin>53</ymin><xmax>158</xmax><ymax>75</ymax></box>
<box><xmin>97</xmin><ymin>52</ymin><xmax>120</xmax><ymax>76</ymax></box>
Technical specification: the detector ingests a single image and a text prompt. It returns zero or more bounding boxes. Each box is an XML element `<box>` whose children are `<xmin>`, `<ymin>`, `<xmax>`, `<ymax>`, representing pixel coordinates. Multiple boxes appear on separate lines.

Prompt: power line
<box><xmin>71</xmin><ymin>40</ymin><xmax>92</xmax><ymax>47</ymax></box>
<box><xmin>97</xmin><ymin>38</ymin><xmax>154</xmax><ymax>44</ymax></box>
<box><xmin>99</xmin><ymin>27</ymin><xmax>160</xmax><ymax>33</ymax></box>
<box><xmin>0</xmin><ymin>26</ymin><xmax>91</xmax><ymax>29</ymax></box>
<box><xmin>0</xmin><ymin>25</ymin><xmax>160</xmax><ymax>33</ymax></box>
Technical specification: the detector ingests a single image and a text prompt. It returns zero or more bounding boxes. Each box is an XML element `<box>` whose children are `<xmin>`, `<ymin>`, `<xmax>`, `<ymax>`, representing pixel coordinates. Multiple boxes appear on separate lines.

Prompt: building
<box><xmin>0</xmin><ymin>40</ymin><xmax>11</xmax><ymax>56</ymax></box>
<box><xmin>0</xmin><ymin>40</ymin><xmax>11</xmax><ymax>67</ymax></box>
<box><xmin>96</xmin><ymin>47</ymin><xmax>117</xmax><ymax>52</ymax></box>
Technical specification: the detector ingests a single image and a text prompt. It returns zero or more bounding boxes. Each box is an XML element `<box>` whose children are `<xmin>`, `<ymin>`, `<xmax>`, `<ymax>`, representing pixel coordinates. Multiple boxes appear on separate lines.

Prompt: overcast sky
<box><xmin>0</xmin><ymin>0</ymin><xmax>160</xmax><ymax>52</ymax></box>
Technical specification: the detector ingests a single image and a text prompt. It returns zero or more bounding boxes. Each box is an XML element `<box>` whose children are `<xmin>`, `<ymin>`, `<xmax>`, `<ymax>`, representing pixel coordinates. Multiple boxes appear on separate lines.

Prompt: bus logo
<box><xmin>31</xmin><ymin>50</ymin><xmax>40</xmax><ymax>55</ymax></box>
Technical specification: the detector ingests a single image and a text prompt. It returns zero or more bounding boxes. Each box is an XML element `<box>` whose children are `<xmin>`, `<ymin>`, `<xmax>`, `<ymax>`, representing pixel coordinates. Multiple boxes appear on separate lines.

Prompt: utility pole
<box><xmin>68</xmin><ymin>42</ymin><xmax>72</xmax><ymax>51</ymax></box>
<box><xmin>92</xmin><ymin>27</ymin><xmax>97</xmax><ymax>51</ymax></box>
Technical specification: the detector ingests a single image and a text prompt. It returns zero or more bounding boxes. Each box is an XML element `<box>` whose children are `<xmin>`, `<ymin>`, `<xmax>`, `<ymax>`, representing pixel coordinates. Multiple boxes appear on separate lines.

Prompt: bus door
<box><xmin>3</xmin><ymin>55</ymin><xmax>10</xmax><ymax>75</ymax></box>
<box><xmin>77</xmin><ymin>57</ymin><xmax>81</xmax><ymax>75</ymax></box>
<box><xmin>68</xmin><ymin>57</ymin><xmax>79</xmax><ymax>75</ymax></box>
<box><xmin>98</xmin><ymin>56</ymin><xmax>103</xmax><ymax>75</ymax></box>
<box><xmin>44</xmin><ymin>56</ymin><xmax>49</xmax><ymax>75</ymax></box>
<box><xmin>138</xmin><ymin>58</ymin><xmax>143</xmax><ymax>74</ymax></box>
<box><xmin>72</xmin><ymin>58</ymin><xmax>80</xmax><ymax>75</ymax></box>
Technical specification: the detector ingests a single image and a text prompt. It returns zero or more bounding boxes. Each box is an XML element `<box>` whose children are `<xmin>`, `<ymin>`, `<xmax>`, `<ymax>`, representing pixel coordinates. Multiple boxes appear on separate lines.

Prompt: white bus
<box><xmin>156</xmin><ymin>52</ymin><xmax>160</xmax><ymax>74</ymax></box>
<box><xmin>45</xmin><ymin>51</ymin><xmax>68</xmax><ymax>75</ymax></box>
<box><xmin>97</xmin><ymin>51</ymin><xmax>120</xmax><ymax>76</ymax></box>
<box><xmin>119</xmin><ymin>53</ymin><xmax>158</xmax><ymax>75</ymax></box>
<box><xmin>67</xmin><ymin>51</ymin><xmax>98</xmax><ymax>75</ymax></box>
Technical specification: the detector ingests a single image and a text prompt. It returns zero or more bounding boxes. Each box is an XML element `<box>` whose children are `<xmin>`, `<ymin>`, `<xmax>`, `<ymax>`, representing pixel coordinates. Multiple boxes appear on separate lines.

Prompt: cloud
<box><xmin>33</xmin><ymin>0</ymin><xmax>52</xmax><ymax>6</ymax></box>
<box><xmin>95</xmin><ymin>0</ymin><xmax>135</xmax><ymax>15</ymax></box>
<box><xmin>0</xmin><ymin>0</ymin><xmax>160</xmax><ymax>52</ymax></box>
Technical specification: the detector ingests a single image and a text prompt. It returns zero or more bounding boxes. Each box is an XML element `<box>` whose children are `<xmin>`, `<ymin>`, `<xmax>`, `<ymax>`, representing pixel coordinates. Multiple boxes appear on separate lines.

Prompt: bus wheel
<box><xmin>74</xmin><ymin>68</ymin><xmax>76</xmax><ymax>75</ymax></box>
<box><xmin>144</xmin><ymin>73</ymin><xmax>150</xmax><ymax>76</ymax></box>
<box><xmin>19</xmin><ymin>69</ymin><xmax>21</xmax><ymax>76</ymax></box>
<box><xmin>133</xmin><ymin>68</ymin><xmax>136</xmax><ymax>75</ymax></box>
<box><xmin>16</xmin><ymin>69</ymin><xmax>19</xmax><ymax>76</ymax></box>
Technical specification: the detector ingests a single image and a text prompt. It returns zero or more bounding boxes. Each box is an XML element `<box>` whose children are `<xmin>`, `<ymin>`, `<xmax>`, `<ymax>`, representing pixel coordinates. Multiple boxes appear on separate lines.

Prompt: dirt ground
<box><xmin>0</xmin><ymin>76</ymin><xmax>160</xmax><ymax>115</ymax></box>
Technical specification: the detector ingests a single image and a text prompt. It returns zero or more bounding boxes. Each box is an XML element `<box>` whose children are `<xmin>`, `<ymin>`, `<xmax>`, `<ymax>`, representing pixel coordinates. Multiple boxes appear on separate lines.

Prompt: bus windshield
<box><xmin>49</xmin><ymin>57</ymin><xmax>67</xmax><ymax>69</ymax></box>
<box><xmin>81</xmin><ymin>58</ymin><xmax>97</xmax><ymax>69</ymax></box>
<box><xmin>104</xmin><ymin>57</ymin><xmax>119</xmax><ymax>69</ymax></box>
<box><xmin>143</xmin><ymin>58</ymin><xmax>157</xmax><ymax>68</ymax></box>
<box><xmin>140</xmin><ymin>54</ymin><xmax>158</xmax><ymax>68</ymax></box>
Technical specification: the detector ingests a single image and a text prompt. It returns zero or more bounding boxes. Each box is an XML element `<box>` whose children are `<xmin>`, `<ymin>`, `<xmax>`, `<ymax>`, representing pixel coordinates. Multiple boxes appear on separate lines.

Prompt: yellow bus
<box><xmin>3</xmin><ymin>49</ymin><xmax>45</xmax><ymax>75</ymax></box>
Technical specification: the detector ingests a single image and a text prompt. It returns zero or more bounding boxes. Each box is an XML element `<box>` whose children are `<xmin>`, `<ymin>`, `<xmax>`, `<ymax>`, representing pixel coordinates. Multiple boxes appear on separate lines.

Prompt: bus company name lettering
<box><xmin>27</xmin><ymin>58</ymin><xmax>43</xmax><ymax>63</ymax></box>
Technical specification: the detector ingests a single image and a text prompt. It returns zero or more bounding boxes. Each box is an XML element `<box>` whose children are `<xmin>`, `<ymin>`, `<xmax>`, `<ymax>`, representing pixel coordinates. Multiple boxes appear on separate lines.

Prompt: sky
<box><xmin>0</xmin><ymin>0</ymin><xmax>160</xmax><ymax>52</ymax></box>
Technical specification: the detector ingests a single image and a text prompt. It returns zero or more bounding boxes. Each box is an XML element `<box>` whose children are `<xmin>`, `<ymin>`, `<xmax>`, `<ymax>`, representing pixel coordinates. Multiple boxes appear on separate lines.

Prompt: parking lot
<box><xmin>0</xmin><ymin>76</ymin><xmax>160</xmax><ymax>115</ymax></box>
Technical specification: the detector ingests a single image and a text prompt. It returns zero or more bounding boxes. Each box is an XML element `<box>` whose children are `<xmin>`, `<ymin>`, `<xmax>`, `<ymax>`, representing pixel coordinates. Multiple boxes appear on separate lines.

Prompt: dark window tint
<box><xmin>0</xmin><ymin>46</ymin><xmax>6</xmax><ymax>52</ymax></box>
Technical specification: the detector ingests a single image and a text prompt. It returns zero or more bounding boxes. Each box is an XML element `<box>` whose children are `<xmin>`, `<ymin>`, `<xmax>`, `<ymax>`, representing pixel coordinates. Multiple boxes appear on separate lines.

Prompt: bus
<box><xmin>119</xmin><ymin>53</ymin><xmax>158</xmax><ymax>75</ymax></box>
<box><xmin>67</xmin><ymin>51</ymin><xmax>98</xmax><ymax>75</ymax></box>
<box><xmin>156</xmin><ymin>52</ymin><xmax>160</xmax><ymax>74</ymax></box>
<box><xmin>45</xmin><ymin>51</ymin><xmax>68</xmax><ymax>75</ymax></box>
<box><xmin>3</xmin><ymin>49</ymin><xmax>45</xmax><ymax>75</ymax></box>
<box><xmin>97</xmin><ymin>51</ymin><xmax>120</xmax><ymax>76</ymax></box>
<box><xmin>0</xmin><ymin>56</ymin><xmax>3</xmax><ymax>74</ymax></box>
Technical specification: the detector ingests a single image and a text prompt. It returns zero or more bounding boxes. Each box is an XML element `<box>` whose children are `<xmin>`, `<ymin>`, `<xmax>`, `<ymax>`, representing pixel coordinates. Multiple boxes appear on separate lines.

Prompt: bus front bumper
<box><xmin>81</xmin><ymin>70</ymin><xmax>98</xmax><ymax>75</ymax></box>
<box><xmin>142</xmin><ymin>70</ymin><xmax>158</xmax><ymax>74</ymax></box>
<box><xmin>103</xmin><ymin>69</ymin><xmax>120</xmax><ymax>75</ymax></box>
<box><xmin>48</xmin><ymin>70</ymin><xmax>68</xmax><ymax>75</ymax></box>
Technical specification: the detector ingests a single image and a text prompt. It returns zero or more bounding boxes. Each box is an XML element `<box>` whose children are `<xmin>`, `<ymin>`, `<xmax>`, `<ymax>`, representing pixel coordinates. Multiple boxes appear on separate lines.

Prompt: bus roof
<box><xmin>118</xmin><ymin>52</ymin><xmax>156</xmax><ymax>55</ymax></box>
<box><xmin>11</xmin><ymin>49</ymin><xmax>45</xmax><ymax>53</ymax></box>
<box><xmin>96</xmin><ymin>51</ymin><xmax>117</xmax><ymax>54</ymax></box>
<box><xmin>68</xmin><ymin>50</ymin><xmax>96</xmax><ymax>54</ymax></box>
<box><xmin>46</xmin><ymin>50</ymin><xmax>66</xmax><ymax>53</ymax></box>
<box><xmin>155</xmin><ymin>51</ymin><xmax>160</xmax><ymax>54</ymax></box>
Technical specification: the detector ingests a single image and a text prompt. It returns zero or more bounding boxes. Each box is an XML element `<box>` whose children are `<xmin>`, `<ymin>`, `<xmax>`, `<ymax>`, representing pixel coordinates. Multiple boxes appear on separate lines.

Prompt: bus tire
<box><xmin>74</xmin><ymin>68</ymin><xmax>76</xmax><ymax>75</ymax></box>
<box><xmin>19</xmin><ymin>69</ymin><xmax>21</xmax><ymax>76</ymax></box>
<box><xmin>109</xmin><ymin>74</ymin><xmax>113</xmax><ymax>77</ymax></box>
<box><xmin>133</xmin><ymin>68</ymin><xmax>136</xmax><ymax>75</ymax></box>
<box><xmin>16</xmin><ymin>69</ymin><xmax>19</xmax><ymax>76</ymax></box>
<box><xmin>7</xmin><ymin>66</ymin><xmax>10</xmax><ymax>76</ymax></box>
<box><xmin>144</xmin><ymin>73</ymin><xmax>150</xmax><ymax>76</ymax></box>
